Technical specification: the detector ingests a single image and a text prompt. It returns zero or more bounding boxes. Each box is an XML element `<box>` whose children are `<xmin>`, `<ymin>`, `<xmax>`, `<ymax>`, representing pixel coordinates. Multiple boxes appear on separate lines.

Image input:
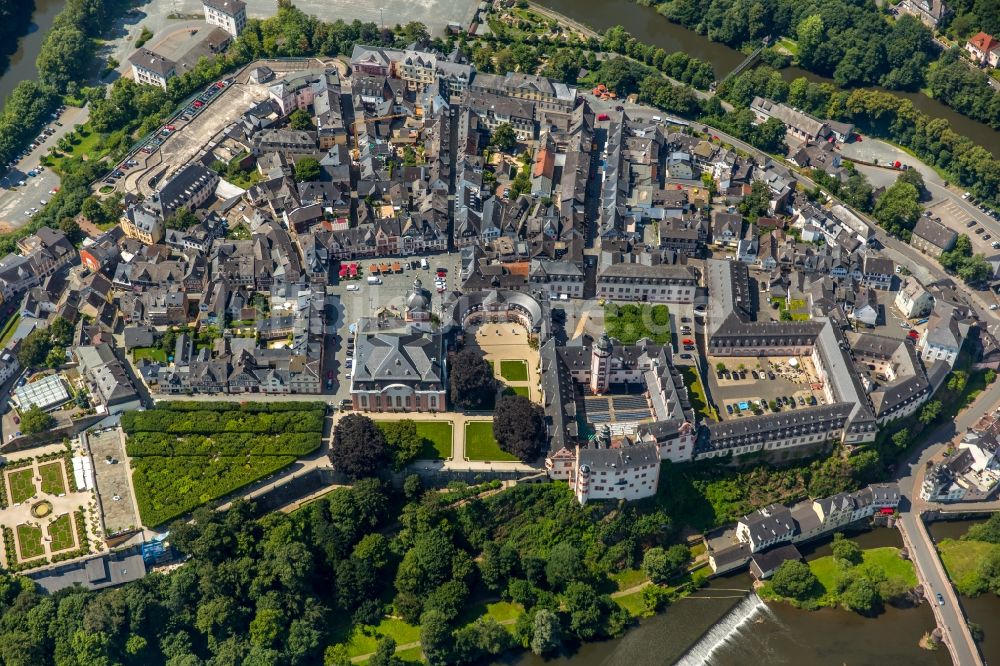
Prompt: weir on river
<box><xmin>675</xmin><ymin>593</ymin><xmax>771</xmax><ymax>665</ymax></box>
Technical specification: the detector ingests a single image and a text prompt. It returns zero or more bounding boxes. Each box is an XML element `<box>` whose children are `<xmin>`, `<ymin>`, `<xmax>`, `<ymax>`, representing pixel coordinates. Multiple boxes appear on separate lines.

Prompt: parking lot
<box><xmin>121</xmin><ymin>77</ymin><xmax>272</xmax><ymax>197</ymax></box>
<box><xmin>0</xmin><ymin>104</ymin><xmax>89</xmax><ymax>232</ymax></box>
<box><xmin>325</xmin><ymin>251</ymin><xmax>466</xmax><ymax>401</ymax></box>
<box><xmin>925</xmin><ymin>198</ymin><xmax>999</xmax><ymax>255</ymax></box>
<box><xmin>707</xmin><ymin>355</ymin><xmax>827</xmax><ymax>420</ymax></box>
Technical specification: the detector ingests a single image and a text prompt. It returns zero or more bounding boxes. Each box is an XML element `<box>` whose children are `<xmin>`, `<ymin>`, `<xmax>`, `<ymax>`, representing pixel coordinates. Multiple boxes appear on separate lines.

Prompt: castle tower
<box><xmin>590</xmin><ymin>333</ymin><xmax>613</xmax><ymax>394</ymax></box>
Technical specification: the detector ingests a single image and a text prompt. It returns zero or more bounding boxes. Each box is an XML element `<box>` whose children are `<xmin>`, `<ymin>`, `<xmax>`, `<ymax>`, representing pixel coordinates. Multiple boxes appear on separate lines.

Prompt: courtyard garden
<box><xmin>376</xmin><ymin>420</ymin><xmax>454</xmax><ymax>461</ymax></box>
<box><xmin>7</xmin><ymin>468</ymin><xmax>35</xmax><ymax>505</ymax></box>
<box><xmin>38</xmin><ymin>461</ymin><xmax>67</xmax><ymax>495</ymax></box>
<box><xmin>499</xmin><ymin>359</ymin><xmax>529</xmax><ymax>382</ymax></box>
<box><xmin>465</xmin><ymin>421</ymin><xmax>519</xmax><ymax>462</ymax></box>
<box><xmin>680</xmin><ymin>366</ymin><xmax>717</xmax><ymax>422</ymax></box>
<box><xmin>604</xmin><ymin>303</ymin><xmax>671</xmax><ymax>344</ymax></box>
<box><xmin>47</xmin><ymin>513</ymin><xmax>75</xmax><ymax>552</ymax></box>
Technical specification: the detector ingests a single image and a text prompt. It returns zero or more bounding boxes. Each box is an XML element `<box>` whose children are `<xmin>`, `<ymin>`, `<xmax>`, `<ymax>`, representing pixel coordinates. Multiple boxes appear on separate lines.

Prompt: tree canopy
<box><xmin>493</xmin><ymin>395</ymin><xmax>546</xmax><ymax>462</ymax></box>
<box><xmin>449</xmin><ymin>349</ymin><xmax>496</xmax><ymax>410</ymax></box>
<box><xmin>770</xmin><ymin>560</ymin><xmax>818</xmax><ymax>600</ymax></box>
<box><xmin>330</xmin><ymin>414</ymin><xmax>388</xmax><ymax>479</ymax></box>
<box><xmin>294</xmin><ymin>156</ymin><xmax>322</xmax><ymax>183</ymax></box>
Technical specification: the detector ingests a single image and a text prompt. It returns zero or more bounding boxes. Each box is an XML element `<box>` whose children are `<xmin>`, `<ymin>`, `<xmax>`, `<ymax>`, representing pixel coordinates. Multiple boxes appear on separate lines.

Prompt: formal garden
<box><xmin>38</xmin><ymin>461</ymin><xmax>67</xmax><ymax>496</ymax></box>
<box><xmin>375</xmin><ymin>420</ymin><xmax>454</xmax><ymax>462</ymax></box>
<box><xmin>47</xmin><ymin>513</ymin><xmax>75</xmax><ymax>552</ymax></box>
<box><xmin>6</xmin><ymin>468</ymin><xmax>36</xmax><ymax>505</ymax></box>
<box><xmin>121</xmin><ymin>401</ymin><xmax>327</xmax><ymax>527</ymax></box>
<box><xmin>465</xmin><ymin>421</ymin><xmax>519</xmax><ymax>462</ymax></box>
<box><xmin>499</xmin><ymin>360</ymin><xmax>529</xmax><ymax>383</ymax></box>
<box><xmin>15</xmin><ymin>523</ymin><xmax>44</xmax><ymax>561</ymax></box>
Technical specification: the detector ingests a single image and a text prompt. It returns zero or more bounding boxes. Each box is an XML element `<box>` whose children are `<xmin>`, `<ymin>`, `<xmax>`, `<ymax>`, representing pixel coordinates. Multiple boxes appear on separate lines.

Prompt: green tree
<box><xmin>368</xmin><ymin>637</ymin><xmax>400</xmax><ymax>666</ymax></box>
<box><xmin>419</xmin><ymin>610</ymin><xmax>452</xmax><ymax>666</ymax></box>
<box><xmin>164</xmin><ymin>207</ymin><xmax>198</xmax><ymax>231</ymax></box>
<box><xmin>891</xmin><ymin>427</ymin><xmax>910</xmax><ymax>451</ymax></box>
<box><xmin>529</xmin><ymin>609</ymin><xmax>562</xmax><ymax>655</ymax></box>
<box><xmin>873</xmin><ymin>181</ymin><xmax>921</xmax><ymax>238</ymax></box>
<box><xmin>379</xmin><ymin>420</ymin><xmax>423</xmax><ymax>471</ymax></box>
<box><xmin>919</xmin><ymin>400</ymin><xmax>942</xmax><ymax>424</ymax></box>
<box><xmin>831</xmin><ymin>534</ymin><xmax>863</xmax><ymax>565</ymax></box>
<box><xmin>545</xmin><ymin>542</ymin><xmax>581</xmax><ymax>589</ymax></box>
<box><xmin>493</xmin><ymin>394</ymin><xmax>546</xmax><ymax>462</ymax></box>
<box><xmin>288</xmin><ymin>108</ymin><xmax>314</xmax><ymax>130</ymax></box>
<box><xmin>770</xmin><ymin>560</ymin><xmax>817</xmax><ymax>600</ymax></box>
<box><xmin>737</xmin><ymin>181</ymin><xmax>772</xmax><ymax>219</ymax></box>
<box><xmin>20</xmin><ymin>405</ymin><xmax>55</xmax><ymax>434</ymax></box>
<box><xmin>840</xmin><ymin>576</ymin><xmax>880</xmax><ymax>614</ymax></box>
<box><xmin>330</xmin><ymin>414</ymin><xmax>389</xmax><ymax>479</ymax></box>
<box><xmin>449</xmin><ymin>348</ymin><xmax>495</xmax><ymax>410</ymax></box>
<box><xmin>642</xmin><ymin>544</ymin><xmax>691</xmax><ymax>583</ymax></box>
<box><xmin>294</xmin><ymin>156</ymin><xmax>322</xmax><ymax>183</ymax></box>
<box><xmin>490</xmin><ymin>123</ymin><xmax>517</xmax><ymax>152</ymax></box>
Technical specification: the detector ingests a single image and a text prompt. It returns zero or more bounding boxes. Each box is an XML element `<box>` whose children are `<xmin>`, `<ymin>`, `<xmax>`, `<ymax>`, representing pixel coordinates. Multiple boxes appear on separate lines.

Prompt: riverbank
<box><xmin>534</xmin><ymin>0</ymin><xmax>1000</xmax><ymax>157</ymax></box>
<box><xmin>759</xmin><ymin>544</ymin><xmax>919</xmax><ymax>611</ymax></box>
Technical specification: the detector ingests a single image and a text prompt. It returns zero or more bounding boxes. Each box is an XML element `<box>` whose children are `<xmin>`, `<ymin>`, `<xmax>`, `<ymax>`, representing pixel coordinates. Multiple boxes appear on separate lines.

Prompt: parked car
<box><xmin>726</xmin><ymin>404</ymin><xmax>733</xmax><ymax>414</ymax></box>
<box><xmin>680</xmin><ymin>353</ymin><xmax>692</xmax><ymax>359</ymax></box>
<box><xmin>967</xmin><ymin>220</ymin><xmax>977</xmax><ymax>228</ymax></box>
<box><xmin>751</xmin><ymin>371</ymin><xmax>759</xmax><ymax>379</ymax></box>
<box><xmin>345</xmin><ymin>284</ymin><xmax>359</xmax><ymax>291</ymax></box>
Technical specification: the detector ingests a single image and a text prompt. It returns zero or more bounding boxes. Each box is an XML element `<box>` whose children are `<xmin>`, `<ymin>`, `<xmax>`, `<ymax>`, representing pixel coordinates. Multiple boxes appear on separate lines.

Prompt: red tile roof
<box><xmin>968</xmin><ymin>32</ymin><xmax>1000</xmax><ymax>54</ymax></box>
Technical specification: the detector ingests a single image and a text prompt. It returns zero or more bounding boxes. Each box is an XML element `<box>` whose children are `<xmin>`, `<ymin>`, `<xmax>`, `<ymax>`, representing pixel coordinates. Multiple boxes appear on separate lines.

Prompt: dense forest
<box><xmin>0</xmin><ymin>481</ymin><xmax>677</xmax><ymax>666</ymax></box>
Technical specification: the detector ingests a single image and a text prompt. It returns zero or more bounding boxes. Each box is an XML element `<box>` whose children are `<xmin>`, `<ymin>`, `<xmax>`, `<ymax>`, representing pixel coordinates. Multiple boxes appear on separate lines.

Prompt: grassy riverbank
<box><xmin>760</xmin><ymin>546</ymin><xmax>917</xmax><ymax>611</ymax></box>
<box><xmin>938</xmin><ymin>538</ymin><xmax>1000</xmax><ymax>596</ymax></box>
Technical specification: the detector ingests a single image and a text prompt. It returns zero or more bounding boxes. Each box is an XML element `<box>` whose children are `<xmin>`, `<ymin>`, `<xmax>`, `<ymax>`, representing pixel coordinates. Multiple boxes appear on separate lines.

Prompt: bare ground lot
<box><xmin>88</xmin><ymin>429</ymin><xmax>140</xmax><ymax>536</ymax></box>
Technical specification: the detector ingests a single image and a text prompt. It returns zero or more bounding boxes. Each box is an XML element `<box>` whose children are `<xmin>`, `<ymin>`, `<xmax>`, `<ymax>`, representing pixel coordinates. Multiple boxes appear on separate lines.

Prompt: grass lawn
<box><xmin>38</xmin><ymin>461</ymin><xmax>66</xmax><ymax>496</ymax></box>
<box><xmin>499</xmin><ymin>359</ymin><xmax>529</xmax><ymax>382</ymax></box>
<box><xmin>777</xmin><ymin>36</ymin><xmax>800</xmax><ymax>56</ymax></box>
<box><xmin>680</xmin><ymin>366</ymin><xmax>716</xmax><ymax>422</ymax></box>
<box><xmin>806</xmin><ymin>547</ymin><xmax>916</xmax><ymax>602</ymax></box>
<box><xmin>464</xmin><ymin>421</ymin><xmax>518</xmax><ymax>462</ymax></box>
<box><xmin>343</xmin><ymin>617</ymin><xmax>421</xmax><ymax>658</ymax></box>
<box><xmin>47</xmin><ymin>513</ymin><xmax>76</xmax><ymax>552</ymax></box>
<box><xmin>0</xmin><ymin>313</ymin><xmax>19</xmax><ymax>347</ymax></box>
<box><xmin>612</xmin><ymin>568</ymin><xmax>648</xmax><ymax>592</ymax></box>
<box><xmin>503</xmin><ymin>385</ymin><xmax>530</xmax><ymax>398</ymax></box>
<box><xmin>614</xmin><ymin>588</ymin><xmax>648</xmax><ymax>617</ymax></box>
<box><xmin>7</xmin><ymin>468</ymin><xmax>36</xmax><ymax>505</ymax></box>
<box><xmin>49</xmin><ymin>129</ymin><xmax>104</xmax><ymax>174</ymax></box>
<box><xmin>16</xmin><ymin>523</ymin><xmax>44</xmax><ymax>561</ymax></box>
<box><xmin>938</xmin><ymin>538</ymin><xmax>1000</xmax><ymax>594</ymax></box>
<box><xmin>414</xmin><ymin>421</ymin><xmax>452</xmax><ymax>460</ymax></box>
<box><xmin>133</xmin><ymin>347</ymin><xmax>168</xmax><ymax>363</ymax></box>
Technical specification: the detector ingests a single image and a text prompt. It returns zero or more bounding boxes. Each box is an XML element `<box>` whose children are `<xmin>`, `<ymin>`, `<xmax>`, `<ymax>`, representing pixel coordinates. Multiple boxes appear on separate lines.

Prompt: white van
<box><xmin>367</xmin><ymin>276</ymin><xmax>382</xmax><ymax>285</ymax></box>
<box><xmin>420</xmin><ymin>258</ymin><xmax>429</xmax><ymax>269</ymax></box>
<box><xmin>651</xmin><ymin>115</ymin><xmax>662</xmax><ymax>122</ymax></box>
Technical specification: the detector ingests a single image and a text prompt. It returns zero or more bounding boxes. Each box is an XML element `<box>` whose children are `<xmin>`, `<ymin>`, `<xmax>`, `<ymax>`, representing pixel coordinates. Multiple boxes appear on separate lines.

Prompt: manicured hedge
<box><xmin>131</xmin><ymin>455</ymin><xmax>297</xmax><ymax>527</ymax></box>
<box><xmin>123</xmin><ymin>402</ymin><xmax>325</xmax><ymax>527</ymax></box>
<box><xmin>121</xmin><ymin>408</ymin><xmax>325</xmax><ymax>435</ymax></box>
<box><xmin>126</xmin><ymin>431</ymin><xmax>321</xmax><ymax>457</ymax></box>
<box><xmin>153</xmin><ymin>401</ymin><xmax>327</xmax><ymax>412</ymax></box>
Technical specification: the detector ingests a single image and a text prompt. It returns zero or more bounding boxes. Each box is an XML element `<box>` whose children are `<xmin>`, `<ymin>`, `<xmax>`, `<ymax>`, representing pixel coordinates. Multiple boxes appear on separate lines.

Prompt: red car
<box><xmin>193</xmin><ymin>100</ymin><xmax>203</xmax><ymax>108</ymax></box>
<box><xmin>682</xmin><ymin>338</ymin><xmax>694</xmax><ymax>345</ymax></box>
<box><xmin>597</xmin><ymin>113</ymin><xmax>610</xmax><ymax>121</ymax></box>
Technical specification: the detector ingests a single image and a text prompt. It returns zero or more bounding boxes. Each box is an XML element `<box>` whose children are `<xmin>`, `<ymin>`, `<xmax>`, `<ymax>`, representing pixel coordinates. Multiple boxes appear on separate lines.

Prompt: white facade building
<box><xmin>203</xmin><ymin>0</ymin><xmax>247</xmax><ymax>37</ymax></box>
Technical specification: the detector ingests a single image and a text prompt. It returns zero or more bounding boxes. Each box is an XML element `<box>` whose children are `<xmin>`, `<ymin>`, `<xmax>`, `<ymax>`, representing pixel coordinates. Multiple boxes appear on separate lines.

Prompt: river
<box><xmin>928</xmin><ymin>518</ymin><xmax>1000</xmax><ymax>666</ymax></box>
<box><xmin>536</xmin><ymin>0</ymin><xmax>1000</xmax><ymax>157</ymax></box>
<box><xmin>497</xmin><ymin>528</ymin><xmax>949</xmax><ymax>666</ymax></box>
<box><xmin>0</xmin><ymin>0</ymin><xmax>66</xmax><ymax>104</ymax></box>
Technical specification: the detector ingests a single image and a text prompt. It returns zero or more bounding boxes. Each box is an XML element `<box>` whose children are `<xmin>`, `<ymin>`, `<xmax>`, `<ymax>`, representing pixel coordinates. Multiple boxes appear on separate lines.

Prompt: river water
<box><xmin>498</xmin><ymin>528</ymin><xmax>949</xmax><ymax>666</ymax></box>
<box><xmin>0</xmin><ymin>0</ymin><xmax>66</xmax><ymax>103</ymax></box>
<box><xmin>536</xmin><ymin>0</ymin><xmax>1000</xmax><ymax>156</ymax></box>
<box><xmin>928</xmin><ymin>518</ymin><xmax>1000</xmax><ymax>666</ymax></box>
